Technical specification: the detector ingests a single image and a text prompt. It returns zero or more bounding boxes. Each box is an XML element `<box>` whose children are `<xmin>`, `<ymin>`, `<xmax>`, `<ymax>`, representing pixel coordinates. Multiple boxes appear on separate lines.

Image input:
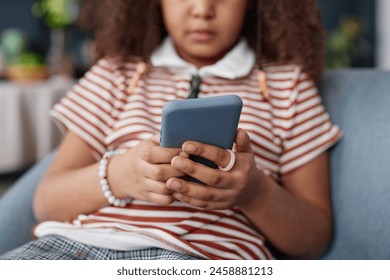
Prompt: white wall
<box><xmin>377</xmin><ymin>0</ymin><xmax>390</xmax><ymax>69</ymax></box>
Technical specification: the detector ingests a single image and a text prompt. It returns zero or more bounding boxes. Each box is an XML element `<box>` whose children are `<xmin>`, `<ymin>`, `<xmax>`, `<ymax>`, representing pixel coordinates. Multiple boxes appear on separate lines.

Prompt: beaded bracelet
<box><xmin>99</xmin><ymin>150</ymin><xmax>132</xmax><ymax>207</ymax></box>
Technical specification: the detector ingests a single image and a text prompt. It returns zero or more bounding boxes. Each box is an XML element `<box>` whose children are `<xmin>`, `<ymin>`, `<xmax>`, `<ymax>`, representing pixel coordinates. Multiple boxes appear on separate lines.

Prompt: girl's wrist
<box><xmin>105</xmin><ymin>151</ymin><xmax>131</xmax><ymax>200</ymax></box>
<box><xmin>237</xmin><ymin>168</ymin><xmax>270</xmax><ymax>213</ymax></box>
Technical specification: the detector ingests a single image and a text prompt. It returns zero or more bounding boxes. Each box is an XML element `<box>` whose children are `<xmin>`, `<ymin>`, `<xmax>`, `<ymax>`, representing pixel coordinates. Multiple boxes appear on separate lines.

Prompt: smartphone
<box><xmin>160</xmin><ymin>95</ymin><xmax>243</xmax><ymax>170</ymax></box>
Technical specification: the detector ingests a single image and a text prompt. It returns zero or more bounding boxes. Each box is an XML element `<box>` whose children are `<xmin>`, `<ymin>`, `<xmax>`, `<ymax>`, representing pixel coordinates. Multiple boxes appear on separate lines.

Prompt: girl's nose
<box><xmin>191</xmin><ymin>0</ymin><xmax>215</xmax><ymax>19</ymax></box>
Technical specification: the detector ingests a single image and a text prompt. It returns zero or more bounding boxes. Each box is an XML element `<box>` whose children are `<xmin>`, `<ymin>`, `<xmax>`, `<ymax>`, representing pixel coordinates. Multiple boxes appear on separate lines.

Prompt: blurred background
<box><xmin>0</xmin><ymin>0</ymin><xmax>92</xmax><ymax>80</ymax></box>
<box><xmin>0</xmin><ymin>0</ymin><xmax>386</xmax><ymax>78</ymax></box>
<box><xmin>0</xmin><ymin>0</ymin><xmax>388</xmax><ymax>193</ymax></box>
<box><xmin>0</xmin><ymin>0</ymin><xmax>386</xmax><ymax>79</ymax></box>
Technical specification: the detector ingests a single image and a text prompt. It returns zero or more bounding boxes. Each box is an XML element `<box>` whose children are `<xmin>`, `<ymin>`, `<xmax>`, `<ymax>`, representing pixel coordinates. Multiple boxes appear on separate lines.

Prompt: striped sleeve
<box><xmin>278</xmin><ymin>69</ymin><xmax>342</xmax><ymax>175</ymax></box>
<box><xmin>50</xmin><ymin>58</ymin><xmax>117</xmax><ymax>159</ymax></box>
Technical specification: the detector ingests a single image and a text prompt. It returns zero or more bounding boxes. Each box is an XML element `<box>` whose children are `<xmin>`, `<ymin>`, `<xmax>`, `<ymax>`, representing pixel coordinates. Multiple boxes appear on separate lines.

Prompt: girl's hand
<box><xmin>109</xmin><ymin>135</ymin><xmax>185</xmax><ymax>205</ymax></box>
<box><xmin>166</xmin><ymin>129</ymin><xmax>263</xmax><ymax>210</ymax></box>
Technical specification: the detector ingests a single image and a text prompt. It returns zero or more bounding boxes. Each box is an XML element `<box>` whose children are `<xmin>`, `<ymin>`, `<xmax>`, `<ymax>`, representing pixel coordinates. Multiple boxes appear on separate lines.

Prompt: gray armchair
<box><xmin>320</xmin><ymin>69</ymin><xmax>390</xmax><ymax>259</ymax></box>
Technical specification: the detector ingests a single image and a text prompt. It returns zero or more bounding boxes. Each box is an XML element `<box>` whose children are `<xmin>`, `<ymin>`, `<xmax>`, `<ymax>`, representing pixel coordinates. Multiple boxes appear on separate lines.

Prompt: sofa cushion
<box><xmin>320</xmin><ymin>70</ymin><xmax>390</xmax><ymax>259</ymax></box>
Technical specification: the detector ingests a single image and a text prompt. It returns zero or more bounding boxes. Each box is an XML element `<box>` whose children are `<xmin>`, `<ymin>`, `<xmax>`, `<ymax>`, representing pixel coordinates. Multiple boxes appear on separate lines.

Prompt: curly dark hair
<box><xmin>78</xmin><ymin>0</ymin><xmax>325</xmax><ymax>83</ymax></box>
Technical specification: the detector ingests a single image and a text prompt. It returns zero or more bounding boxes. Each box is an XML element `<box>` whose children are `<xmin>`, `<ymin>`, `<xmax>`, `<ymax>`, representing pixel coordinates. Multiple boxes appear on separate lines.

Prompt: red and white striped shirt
<box><xmin>34</xmin><ymin>39</ymin><xmax>341</xmax><ymax>259</ymax></box>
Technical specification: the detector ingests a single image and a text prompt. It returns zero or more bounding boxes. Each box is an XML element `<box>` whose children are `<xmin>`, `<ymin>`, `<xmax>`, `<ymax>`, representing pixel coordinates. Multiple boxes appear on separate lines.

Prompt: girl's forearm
<box><xmin>240</xmin><ymin>171</ymin><xmax>332</xmax><ymax>259</ymax></box>
<box><xmin>33</xmin><ymin>161</ymin><xmax>112</xmax><ymax>222</ymax></box>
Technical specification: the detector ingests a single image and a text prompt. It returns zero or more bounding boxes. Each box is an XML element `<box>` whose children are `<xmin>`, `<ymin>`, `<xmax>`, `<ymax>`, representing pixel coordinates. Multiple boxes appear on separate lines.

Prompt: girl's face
<box><xmin>160</xmin><ymin>0</ymin><xmax>249</xmax><ymax>68</ymax></box>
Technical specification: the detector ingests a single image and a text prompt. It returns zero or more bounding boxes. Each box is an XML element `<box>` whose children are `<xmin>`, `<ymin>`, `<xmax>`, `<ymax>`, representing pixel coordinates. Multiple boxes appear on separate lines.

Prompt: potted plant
<box><xmin>32</xmin><ymin>0</ymin><xmax>79</xmax><ymax>77</ymax></box>
<box><xmin>325</xmin><ymin>16</ymin><xmax>369</xmax><ymax>68</ymax></box>
<box><xmin>1</xmin><ymin>29</ymin><xmax>47</xmax><ymax>82</ymax></box>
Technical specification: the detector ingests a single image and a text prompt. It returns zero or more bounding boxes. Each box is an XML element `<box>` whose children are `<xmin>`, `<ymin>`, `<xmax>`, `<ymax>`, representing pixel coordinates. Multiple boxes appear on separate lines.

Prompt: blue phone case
<box><xmin>160</xmin><ymin>95</ymin><xmax>243</xmax><ymax>171</ymax></box>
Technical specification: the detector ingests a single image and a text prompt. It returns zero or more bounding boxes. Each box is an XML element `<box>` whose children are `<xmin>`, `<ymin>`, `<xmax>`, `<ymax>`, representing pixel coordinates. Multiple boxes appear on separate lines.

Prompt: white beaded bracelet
<box><xmin>99</xmin><ymin>150</ymin><xmax>132</xmax><ymax>207</ymax></box>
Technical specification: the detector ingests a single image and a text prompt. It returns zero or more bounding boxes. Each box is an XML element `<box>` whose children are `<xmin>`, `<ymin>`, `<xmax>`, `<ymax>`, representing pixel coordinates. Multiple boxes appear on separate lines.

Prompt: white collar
<box><xmin>150</xmin><ymin>37</ymin><xmax>255</xmax><ymax>79</ymax></box>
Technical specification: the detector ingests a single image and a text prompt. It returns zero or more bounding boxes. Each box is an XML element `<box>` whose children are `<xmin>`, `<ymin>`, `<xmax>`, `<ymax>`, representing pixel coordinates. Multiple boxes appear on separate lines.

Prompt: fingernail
<box><xmin>184</xmin><ymin>143</ymin><xmax>195</xmax><ymax>153</ymax></box>
<box><xmin>173</xmin><ymin>158</ymin><xmax>185</xmax><ymax>169</ymax></box>
<box><xmin>168</xmin><ymin>180</ymin><xmax>181</xmax><ymax>190</ymax></box>
<box><xmin>179</xmin><ymin>151</ymin><xmax>189</xmax><ymax>158</ymax></box>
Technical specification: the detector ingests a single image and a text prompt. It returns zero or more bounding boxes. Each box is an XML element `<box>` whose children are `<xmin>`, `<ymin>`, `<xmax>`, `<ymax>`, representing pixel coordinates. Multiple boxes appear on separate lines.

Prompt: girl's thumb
<box><xmin>234</xmin><ymin>128</ymin><xmax>253</xmax><ymax>153</ymax></box>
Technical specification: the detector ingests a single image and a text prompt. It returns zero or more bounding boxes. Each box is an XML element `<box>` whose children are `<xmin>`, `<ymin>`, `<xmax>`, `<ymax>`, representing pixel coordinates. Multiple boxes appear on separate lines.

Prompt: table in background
<box><xmin>0</xmin><ymin>77</ymin><xmax>74</xmax><ymax>173</ymax></box>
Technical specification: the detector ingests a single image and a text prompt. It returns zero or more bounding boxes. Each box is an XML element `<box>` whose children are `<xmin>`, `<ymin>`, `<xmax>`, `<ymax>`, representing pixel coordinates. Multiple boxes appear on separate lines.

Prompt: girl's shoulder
<box><xmin>259</xmin><ymin>62</ymin><xmax>318</xmax><ymax>106</ymax></box>
<box><xmin>261</xmin><ymin>62</ymin><xmax>314</xmax><ymax>93</ymax></box>
<box><xmin>262</xmin><ymin>62</ymin><xmax>304</xmax><ymax>81</ymax></box>
<box><xmin>94</xmin><ymin>55</ymin><xmax>145</xmax><ymax>73</ymax></box>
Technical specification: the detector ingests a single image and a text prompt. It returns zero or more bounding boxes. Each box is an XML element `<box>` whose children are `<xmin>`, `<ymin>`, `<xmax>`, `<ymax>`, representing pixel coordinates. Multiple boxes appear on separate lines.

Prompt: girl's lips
<box><xmin>187</xmin><ymin>30</ymin><xmax>216</xmax><ymax>42</ymax></box>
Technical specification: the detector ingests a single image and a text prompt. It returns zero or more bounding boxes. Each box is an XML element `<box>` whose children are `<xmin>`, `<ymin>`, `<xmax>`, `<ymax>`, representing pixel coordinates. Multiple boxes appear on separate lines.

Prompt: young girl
<box><xmin>1</xmin><ymin>0</ymin><xmax>341</xmax><ymax>260</ymax></box>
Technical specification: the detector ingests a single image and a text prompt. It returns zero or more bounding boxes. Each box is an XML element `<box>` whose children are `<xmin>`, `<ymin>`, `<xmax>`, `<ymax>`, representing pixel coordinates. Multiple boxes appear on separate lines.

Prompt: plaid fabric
<box><xmin>0</xmin><ymin>236</ymin><xmax>203</xmax><ymax>260</ymax></box>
